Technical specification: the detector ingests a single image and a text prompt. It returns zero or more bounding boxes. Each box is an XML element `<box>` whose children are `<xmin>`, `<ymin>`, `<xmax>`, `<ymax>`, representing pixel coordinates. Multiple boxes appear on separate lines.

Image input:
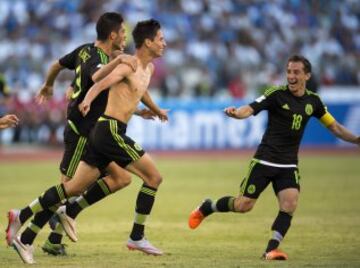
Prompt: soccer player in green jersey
<box><xmin>6</xmin><ymin>19</ymin><xmax>167</xmax><ymax>264</ymax></box>
<box><xmin>5</xmin><ymin>12</ymin><xmax>155</xmax><ymax>263</ymax></box>
<box><xmin>189</xmin><ymin>55</ymin><xmax>360</xmax><ymax>260</ymax></box>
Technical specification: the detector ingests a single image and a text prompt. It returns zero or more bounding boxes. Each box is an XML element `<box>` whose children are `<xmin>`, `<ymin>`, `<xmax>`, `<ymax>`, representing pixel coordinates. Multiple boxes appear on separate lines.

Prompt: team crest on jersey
<box><xmin>134</xmin><ymin>143</ymin><xmax>143</xmax><ymax>151</ymax></box>
<box><xmin>305</xmin><ymin>104</ymin><xmax>313</xmax><ymax>115</ymax></box>
<box><xmin>247</xmin><ymin>184</ymin><xmax>256</xmax><ymax>194</ymax></box>
<box><xmin>79</xmin><ymin>48</ymin><xmax>91</xmax><ymax>63</ymax></box>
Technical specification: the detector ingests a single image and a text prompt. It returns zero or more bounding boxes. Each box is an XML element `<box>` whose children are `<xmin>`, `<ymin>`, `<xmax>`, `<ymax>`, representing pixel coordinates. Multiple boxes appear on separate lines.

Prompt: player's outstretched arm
<box><xmin>141</xmin><ymin>91</ymin><xmax>168</xmax><ymax>122</ymax></box>
<box><xmin>79</xmin><ymin>64</ymin><xmax>133</xmax><ymax>116</ymax></box>
<box><xmin>327</xmin><ymin>121</ymin><xmax>360</xmax><ymax>146</ymax></box>
<box><xmin>134</xmin><ymin>108</ymin><xmax>156</xmax><ymax>120</ymax></box>
<box><xmin>36</xmin><ymin>61</ymin><xmax>65</xmax><ymax>104</ymax></box>
<box><xmin>224</xmin><ymin>105</ymin><xmax>254</xmax><ymax>119</ymax></box>
<box><xmin>0</xmin><ymin>114</ymin><xmax>19</xmax><ymax>129</ymax></box>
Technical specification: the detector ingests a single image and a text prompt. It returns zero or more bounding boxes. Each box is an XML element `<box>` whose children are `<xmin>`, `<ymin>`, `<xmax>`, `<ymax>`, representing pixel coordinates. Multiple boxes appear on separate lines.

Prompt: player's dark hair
<box><xmin>288</xmin><ymin>55</ymin><xmax>312</xmax><ymax>74</ymax></box>
<box><xmin>132</xmin><ymin>19</ymin><xmax>161</xmax><ymax>49</ymax></box>
<box><xmin>96</xmin><ymin>12</ymin><xmax>124</xmax><ymax>41</ymax></box>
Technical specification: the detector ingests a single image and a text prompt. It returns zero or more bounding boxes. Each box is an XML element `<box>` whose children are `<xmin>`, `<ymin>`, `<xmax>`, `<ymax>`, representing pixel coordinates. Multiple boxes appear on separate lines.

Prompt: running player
<box><xmin>6</xmin><ymin>19</ymin><xmax>167</xmax><ymax>264</ymax></box>
<box><xmin>5</xmin><ymin>12</ymin><xmax>154</xmax><ymax>261</ymax></box>
<box><xmin>189</xmin><ymin>55</ymin><xmax>360</xmax><ymax>260</ymax></box>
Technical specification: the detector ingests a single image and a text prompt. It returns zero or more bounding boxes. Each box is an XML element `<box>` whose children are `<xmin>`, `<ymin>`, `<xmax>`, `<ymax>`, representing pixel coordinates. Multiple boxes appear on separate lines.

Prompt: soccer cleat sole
<box><xmin>42</xmin><ymin>246</ymin><xmax>67</xmax><ymax>256</ymax></box>
<box><xmin>12</xmin><ymin>238</ymin><xmax>35</xmax><ymax>264</ymax></box>
<box><xmin>12</xmin><ymin>244</ymin><xmax>28</xmax><ymax>263</ymax></box>
<box><xmin>127</xmin><ymin>245</ymin><xmax>162</xmax><ymax>256</ymax></box>
<box><xmin>6</xmin><ymin>210</ymin><xmax>18</xmax><ymax>246</ymax></box>
<box><xmin>263</xmin><ymin>249</ymin><xmax>288</xmax><ymax>260</ymax></box>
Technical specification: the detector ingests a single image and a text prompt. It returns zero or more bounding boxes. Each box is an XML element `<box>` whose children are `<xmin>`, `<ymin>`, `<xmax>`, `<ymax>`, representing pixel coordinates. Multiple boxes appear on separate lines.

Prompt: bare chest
<box><xmin>127</xmin><ymin>68</ymin><xmax>152</xmax><ymax>96</ymax></box>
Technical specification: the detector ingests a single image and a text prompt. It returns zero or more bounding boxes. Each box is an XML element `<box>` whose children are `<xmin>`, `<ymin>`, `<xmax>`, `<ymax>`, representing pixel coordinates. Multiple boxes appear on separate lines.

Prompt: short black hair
<box><xmin>132</xmin><ymin>19</ymin><xmax>161</xmax><ymax>49</ymax></box>
<box><xmin>287</xmin><ymin>55</ymin><xmax>312</xmax><ymax>74</ymax></box>
<box><xmin>96</xmin><ymin>12</ymin><xmax>124</xmax><ymax>41</ymax></box>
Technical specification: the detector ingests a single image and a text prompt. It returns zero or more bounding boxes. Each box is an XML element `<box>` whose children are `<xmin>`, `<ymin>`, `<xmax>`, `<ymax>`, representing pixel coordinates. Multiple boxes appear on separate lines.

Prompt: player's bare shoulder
<box><xmin>114</xmin><ymin>61</ymin><xmax>134</xmax><ymax>77</ymax></box>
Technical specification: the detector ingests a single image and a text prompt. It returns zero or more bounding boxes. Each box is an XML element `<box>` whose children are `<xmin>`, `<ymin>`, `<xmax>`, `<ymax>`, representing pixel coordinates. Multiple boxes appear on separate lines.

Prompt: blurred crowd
<box><xmin>0</xmin><ymin>0</ymin><xmax>359</xmax><ymax>144</ymax></box>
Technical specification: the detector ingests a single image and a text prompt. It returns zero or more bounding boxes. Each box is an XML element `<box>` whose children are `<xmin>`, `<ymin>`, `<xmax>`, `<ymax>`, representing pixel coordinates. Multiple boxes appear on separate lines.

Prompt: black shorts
<box><xmin>59</xmin><ymin>123</ymin><xmax>87</xmax><ymax>178</ymax></box>
<box><xmin>240</xmin><ymin>159</ymin><xmax>300</xmax><ymax>199</ymax></box>
<box><xmin>82</xmin><ymin>115</ymin><xmax>145</xmax><ymax>171</ymax></box>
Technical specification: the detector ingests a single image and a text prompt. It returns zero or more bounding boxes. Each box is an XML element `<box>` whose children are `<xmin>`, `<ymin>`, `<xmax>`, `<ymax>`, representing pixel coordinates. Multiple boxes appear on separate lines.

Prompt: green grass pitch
<box><xmin>0</xmin><ymin>153</ymin><xmax>359</xmax><ymax>267</ymax></box>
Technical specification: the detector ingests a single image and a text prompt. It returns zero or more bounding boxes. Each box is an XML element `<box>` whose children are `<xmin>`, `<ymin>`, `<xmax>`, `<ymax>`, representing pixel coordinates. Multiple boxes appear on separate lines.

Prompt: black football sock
<box><xmin>130</xmin><ymin>184</ymin><xmax>157</xmax><ymax>241</ymax></box>
<box><xmin>66</xmin><ymin>178</ymin><xmax>111</xmax><ymax>219</ymax></box>
<box><xmin>48</xmin><ymin>223</ymin><xmax>64</xmax><ymax>244</ymax></box>
<box><xmin>265</xmin><ymin>211</ymin><xmax>293</xmax><ymax>253</ymax></box>
<box><xmin>19</xmin><ymin>184</ymin><xmax>67</xmax><ymax>224</ymax></box>
<box><xmin>20</xmin><ymin>208</ymin><xmax>56</xmax><ymax>245</ymax></box>
<box><xmin>200</xmin><ymin>196</ymin><xmax>235</xmax><ymax>216</ymax></box>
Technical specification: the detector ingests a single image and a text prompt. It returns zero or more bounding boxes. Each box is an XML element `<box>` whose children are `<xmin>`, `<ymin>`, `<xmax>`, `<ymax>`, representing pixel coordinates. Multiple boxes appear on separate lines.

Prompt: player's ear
<box><xmin>109</xmin><ymin>31</ymin><xmax>117</xmax><ymax>41</ymax></box>
<box><xmin>144</xmin><ymin>38</ymin><xmax>152</xmax><ymax>48</ymax></box>
<box><xmin>305</xmin><ymin>72</ymin><xmax>311</xmax><ymax>81</ymax></box>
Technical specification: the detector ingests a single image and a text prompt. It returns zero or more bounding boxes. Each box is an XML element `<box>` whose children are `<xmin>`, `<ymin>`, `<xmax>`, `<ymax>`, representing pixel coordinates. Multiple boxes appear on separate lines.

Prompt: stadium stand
<box><xmin>0</xmin><ymin>0</ymin><xmax>359</xmax><ymax>144</ymax></box>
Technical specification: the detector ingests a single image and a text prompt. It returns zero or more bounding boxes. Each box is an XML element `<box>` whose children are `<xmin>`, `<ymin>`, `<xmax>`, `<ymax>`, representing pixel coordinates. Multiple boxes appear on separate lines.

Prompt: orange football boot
<box><xmin>188</xmin><ymin>208</ymin><xmax>205</xmax><ymax>229</ymax></box>
<box><xmin>263</xmin><ymin>249</ymin><xmax>288</xmax><ymax>260</ymax></box>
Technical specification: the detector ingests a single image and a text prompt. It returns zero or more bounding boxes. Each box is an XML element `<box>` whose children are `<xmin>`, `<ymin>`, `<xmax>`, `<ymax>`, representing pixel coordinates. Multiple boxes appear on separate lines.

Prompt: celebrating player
<box><xmin>7</xmin><ymin>18</ymin><xmax>167</xmax><ymax>264</ymax></box>
<box><xmin>189</xmin><ymin>55</ymin><xmax>360</xmax><ymax>260</ymax></box>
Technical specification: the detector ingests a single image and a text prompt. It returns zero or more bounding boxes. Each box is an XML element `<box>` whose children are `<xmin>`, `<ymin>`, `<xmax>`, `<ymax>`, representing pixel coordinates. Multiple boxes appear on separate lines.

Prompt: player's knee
<box><xmin>145</xmin><ymin>174</ymin><xmax>163</xmax><ymax>188</ymax></box>
<box><xmin>111</xmin><ymin>173</ymin><xmax>132</xmax><ymax>192</ymax></box>
<box><xmin>60</xmin><ymin>174</ymin><xmax>71</xmax><ymax>183</ymax></box>
<box><xmin>234</xmin><ymin>198</ymin><xmax>254</xmax><ymax>213</ymax></box>
<box><xmin>119</xmin><ymin>173</ymin><xmax>132</xmax><ymax>188</ymax></box>
<box><xmin>64</xmin><ymin>183</ymin><xmax>83</xmax><ymax>197</ymax></box>
<box><xmin>280</xmin><ymin>199</ymin><xmax>298</xmax><ymax>213</ymax></box>
<box><xmin>238</xmin><ymin>204</ymin><xmax>253</xmax><ymax>213</ymax></box>
<box><xmin>152</xmin><ymin>174</ymin><xmax>163</xmax><ymax>187</ymax></box>
<box><xmin>123</xmin><ymin>176</ymin><xmax>132</xmax><ymax>187</ymax></box>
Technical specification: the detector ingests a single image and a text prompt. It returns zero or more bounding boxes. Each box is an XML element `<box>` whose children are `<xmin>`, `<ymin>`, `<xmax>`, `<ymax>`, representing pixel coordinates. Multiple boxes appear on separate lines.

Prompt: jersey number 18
<box><xmin>292</xmin><ymin>114</ymin><xmax>302</xmax><ymax>130</ymax></box>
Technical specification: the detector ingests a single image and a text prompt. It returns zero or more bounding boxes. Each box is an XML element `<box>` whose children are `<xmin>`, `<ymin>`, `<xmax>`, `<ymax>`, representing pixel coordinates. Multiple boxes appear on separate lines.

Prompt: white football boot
<box><xmin>56</xmin><ymin>205</ymin><xmax>77</xmax><ymax>242</ymax></box>
<box><xmin>6</xmin><ymin>209</ymin><xmax>22</xmax><ymax>246</ymax></box>
<box><xmin>12</xmin><ymin>236</ymin><xmax>35</xmax><ymax>264</ymax></box>
<box><xmin>127</xmin><ymin>238</ymin><xmax>163</xmax><ymax>256</ymax></box>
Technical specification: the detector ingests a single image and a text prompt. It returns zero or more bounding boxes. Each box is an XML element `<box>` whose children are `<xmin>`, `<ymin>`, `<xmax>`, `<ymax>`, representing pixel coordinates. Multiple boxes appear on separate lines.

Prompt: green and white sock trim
<box><xmin>134</xmin><ymin>213</ymin><xmax>148</xmax><ymax>225</ymax></box>
<box><xmin>140</xmin><ymin>186</ymin><xmax>156</xmax><ymax>197</ymax></box>
<box><xmin>28</xmin><ymin>222</ymin><xmax>41</xmax><ymax>234</ymax></box>
<box><xmin>29</xmin><ymin>198</ymin><xmax>43</xmax><ymax>214</ymax></box>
